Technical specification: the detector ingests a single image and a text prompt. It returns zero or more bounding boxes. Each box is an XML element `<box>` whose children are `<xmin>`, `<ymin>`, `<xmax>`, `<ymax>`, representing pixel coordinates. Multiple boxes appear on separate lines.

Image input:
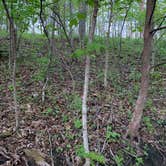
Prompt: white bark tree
<box><xmin>82</xmin><ymin>1</ymin><xmax>99</xmax><ymax>165</ymax></box>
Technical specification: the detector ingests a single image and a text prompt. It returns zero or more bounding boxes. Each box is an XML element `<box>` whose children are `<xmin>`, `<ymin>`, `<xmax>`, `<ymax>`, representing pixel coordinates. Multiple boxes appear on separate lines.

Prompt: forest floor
<box><xmin>0</xmin><ymin>35</ymin><xmax>165</xmax><ymax>166</ymax></box>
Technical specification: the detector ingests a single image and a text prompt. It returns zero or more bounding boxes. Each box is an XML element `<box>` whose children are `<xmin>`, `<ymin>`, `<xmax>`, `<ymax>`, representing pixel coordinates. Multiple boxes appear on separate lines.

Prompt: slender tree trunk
<box><xmin>118</xmin><ymin>0</ymin><xmax>132</xmax><ymax>58</ymax></box>
<box><xmin>82</xmin><ymin>1</ymin><xmax>99</xmax><ymax>165</ymax></box>
<box><xmin>79</xmin><ymin>1</ymin><xmax>87</xmax><ymax>48</ymax></box>
<box><xmin>69</xmin><ymin>0</ymin><xmax>73</xmax><ymax>48</ymax></box>
<box><xmin>2</xmin><ymin>0</ymin><xmax>19</xmax><ymax>130</ymax></box>
<box><xmin>151</xmin><ymin>39</ymin><xmax>155</xmax><ymax>73</ymax></box>
<box><xmin>104</xmin><ymin>1</ymin><xmax>113</xmax><ymax>88</ymax></box>
<box><xmin>127</xmin><ymin>0</ymin><xmax>156</xmax><ymax>139</ymax></box>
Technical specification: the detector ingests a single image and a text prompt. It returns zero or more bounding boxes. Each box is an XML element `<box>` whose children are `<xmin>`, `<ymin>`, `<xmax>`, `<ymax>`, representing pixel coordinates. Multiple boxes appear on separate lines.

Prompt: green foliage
<box><xmin>69</xmin><ymin>11</ymin><xmax>86</xmax><ymax>28</ymax></box>
<box><xmin>43</xmin><ymin>106</ymin><xmax>60</xmax><ymax>116</ymax></box>
<box><xmin>43</xmin><ymin>107</ymin><xmax>53</xmax><ymax>115</ymax></box>
<box><xmin>145</xmin><ymin>99</ymin><xmax>153</xmax><ymax>109</ymax></box>
<box><xmin>33</xmin><ymin>56</ymin><xmax>49</xmax><ymax>81</ymax></box>
<box><xmin>106</xmin><ymin>126</ymin><xmax>120</xmax><ymax>142</ymax></box>
<box><xmin>129</xmin><ymin>69</ymin><xmax>141</xmax><ymax>81</ymax></box>
<box><xmin>114</xmin><ymin>154</ymin><xmax>124</xmax><ymax>166</ymax></box>
<box><xmin>75</xmin><ymin>145</ymin><xmax>105</xmax><ymax>164</ymax></box>
<box><xmin>124</xmin><ymin>144</ymin><xmax>147</xmax><ymax>166</ymax></box>
<box><xmin>69</xmin><ymin>93</ymin><xmax>82</xmax><ymax>111</ymax></box>
<box><xmin>136</xmin><ymin>157</ymin><xmax>144</xmax><ymax>166</ymax></box>
<box><xmin>69</xmin><ymin>18</ymin><xmax>78</xmax><ymax>27</ymax></box>
<box><xmin>71</xmin><ymin>41</ymin><xmax>106</xmax><ymax>58</ymax></box>
<box><xmin>0</xmin><ymin>30</ymin><xmax>8</xmax><ymax>37</ymax></box>
<box><xmin>62</xmin><ymin>114</ymin><xmax>69</xmax><ymax>123</ymax></box>
<box><xmin>143</xmin><ymin>116</ymin><xmax>154</xmax><ymax>133</ymax></box>
<box><xmin>8</xmin><ymin>84</ymin><xmax>14</xmax><ymax>91</ymax></box>
<box><xmin>65</xmin><ymin>132</ymin><xmax>74</xmax><ymax>140</ymax></box>
<box><xmin>74</xmin><ymin>119</ymin><xmax>82</xmax><ymax>129</ymax></box>
<box><xmin>151</xmin><ymin>71</ymin><xmax>162</xmax><ymax>80</ymax></box>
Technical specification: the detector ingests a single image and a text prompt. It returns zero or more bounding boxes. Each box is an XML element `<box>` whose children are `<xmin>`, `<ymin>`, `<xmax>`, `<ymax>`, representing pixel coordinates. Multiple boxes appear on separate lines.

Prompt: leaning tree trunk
<box><xmin>127</xmin><ymin>0</ymin><xmax>156</xmax><ymax>139</ymax></box>
<box><xmin>82</xmin><ymin>1</ymin><xmax>99</xmax><ymax>166</ymax></box>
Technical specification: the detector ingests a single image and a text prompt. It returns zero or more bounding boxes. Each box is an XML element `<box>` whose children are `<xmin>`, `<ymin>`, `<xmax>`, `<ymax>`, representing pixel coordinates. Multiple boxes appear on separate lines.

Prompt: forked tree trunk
<box><xmin>2</xmin><ymin>0</ymin><xmax>19</xmax><ymax>130</ymax></box>
<box><xmin>82</xmin><ymin>1</ymin><xmax>99</xmax><ymax>165</ymax></box>
<box><xmin>127</xmin><ymin>0</ymin><xmax>156</xmax><ymax>139</ymax></box>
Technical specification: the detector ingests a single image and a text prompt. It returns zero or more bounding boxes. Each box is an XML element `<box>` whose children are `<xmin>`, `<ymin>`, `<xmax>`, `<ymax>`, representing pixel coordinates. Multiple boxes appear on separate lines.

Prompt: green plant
<box><xmin>8</xmin><ymin>84</ymin><xmax>14</xmax><ymax>91</ymax></box>
<box><xmin>62</xmin><ymin>115</ymin><xmax>69</xmax><ymax>123</ymax></box>
<box><xmin>124</xmin><ymin>145</ymin><xmax>146</xmax><ymax>166</ymax></box>
<box><xmin>43</xmin><ymin>107</ymin><xmax>53</xmax><ymax>115</ymax></box>
<box><xmin>75</xmin><ymin>145</ymin><xmax>105</xmax><ymax>165</ymax></box>
<box><xmin>143</xmin><ymin>116</ymin><xmax>154</xmax><ymax>133</ymax></box>
<box><xmin>74</xmin><ymin>119</ymin><xmax>82</xmax><ymax>129</ymax></box>
<box><xmin>114</xmin><ymin>154</ymin><xmax>124</xmax><ymax>166</ymax></box>
<box><xmin>136</xmin><ymin>157</ymin><xmax>144</xmax><ymax>166</ymax></box>
<box><xmin>66</xmin><ymin>144</ymin><xmax>72</xmax><ymax>149</ymax></box>
<box><xmin>145</xmin><ymin>99</ymin><xmax>153</xmax><ymax>109</ymax></box>
<box><xmin>106</xmin><ymin>126</ymin><xmax>120</xmax><ymax>142</ymax></box>
<box><xmin>151</xmin><ymin>71</ymin><xmax>162</xmax><ymax>80</ymax></box>
<box><xmin>65</xmin><ymin>132</ymin><xmax>74</xmax><ymax>140</ymax></box>
<box><xmin>69</xmin><ymin>93</ymin><xmax>82</xmax><ymax>111</ymax></box>
<box><xmin>71</xmin><ymin>41</ymin><xmax>106</xmax><ymax>58</ymax></box>
<box><xmin>43</xmin><ymin>106</ymin><xmax>59</xmax><ymax>116</ymax></box>
<box><xmin>129</xmin><ymin>69</ymin><xmax>141</xmax><ymax>81</ymax></box>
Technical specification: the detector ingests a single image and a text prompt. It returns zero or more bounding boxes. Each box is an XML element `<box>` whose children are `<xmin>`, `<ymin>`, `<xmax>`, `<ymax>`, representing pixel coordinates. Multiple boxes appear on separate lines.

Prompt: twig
<box><xmin>47</xmin><ymin>128</ymin><xmax>54</xmax><ymax>166</ymax></box>
<box><xmin>42</xmin><ymin>77</ymin><xmax>48</xmax><ymax>103</ymax></box>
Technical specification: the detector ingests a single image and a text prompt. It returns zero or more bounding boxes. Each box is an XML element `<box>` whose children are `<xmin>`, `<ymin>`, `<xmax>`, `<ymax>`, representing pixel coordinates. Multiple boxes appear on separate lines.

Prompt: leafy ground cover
<box><xmin>0</xmin><ymin>35</ymin><xmax>165</xmax><ymax>165</ymax></box>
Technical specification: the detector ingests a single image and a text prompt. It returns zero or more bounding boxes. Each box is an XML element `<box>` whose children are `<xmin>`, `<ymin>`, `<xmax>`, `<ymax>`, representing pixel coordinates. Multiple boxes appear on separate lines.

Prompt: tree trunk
<box><xmin>127</xmin><ymin>0</ymin><xmax>156</xmax><ymax>139</ymax></box>
<box><xmin>2</xmin><ymin>0</ymin><xmax>19</xmax><ymax>130</ymax></box>
<box><xmin>82</xmin><ymin>1</ymin><xmax>99</xmax><ymax>165</ymax></box>
<box><xmin>104</xmin><ymin>1</ymin><xmax>113</xmax><ymax>88</ymax></box>
<box><xmin>79</xmin><ymin>1</ymin><xmax>87</xmax><ymax>48</ymax></box>
<box><xmin>69</xmin><ymin>0</ymin><xmax>73</xmax><ymax>48</ymax></box>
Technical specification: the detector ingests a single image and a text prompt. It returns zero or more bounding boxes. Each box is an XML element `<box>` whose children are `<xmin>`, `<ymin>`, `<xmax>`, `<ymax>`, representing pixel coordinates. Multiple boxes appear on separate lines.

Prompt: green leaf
<box><xmin>77</xmin><ymin>13</ymin><xmax>86</xmax><ymax>20</ymax></box>
<box><xmin>76</xmin><ymin>146</ymin><xmax>105</xmax><ymax>164</ymax></box>
<box><xmin>69</xmin><ymin>18</ymin><xmax>78</xmax><ymax>27</ymax></box>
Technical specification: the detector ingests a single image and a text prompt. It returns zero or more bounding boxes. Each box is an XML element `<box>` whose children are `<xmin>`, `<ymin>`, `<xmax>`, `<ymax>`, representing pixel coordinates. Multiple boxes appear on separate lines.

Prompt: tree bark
<box><xmin>79</xmin><ymin>1</ymin><xmax>87</xmax><ymax>48</ymax></box>
<box><xmin>69</xmin><ymin>0</ymin><xmax>73</xmax><ymax>48</ymax></box>
<box><xmin>127</xmin><ymin>0</ymin><xmax>157</xmax><ymax>139</ymax></box>
<box><xmin>104</xmin><ymin>0</ymin><xmax>113</xmax><ymax>88</ymax></box>
<box><xmin>2</xmin><ymin>0</ymin><xmax>19</xmax><ymax>130</ymax></box>
<box><xmin>82</xmin><ymin>1</ymin><xmax>99</xmax><ymax>165</ymax></box>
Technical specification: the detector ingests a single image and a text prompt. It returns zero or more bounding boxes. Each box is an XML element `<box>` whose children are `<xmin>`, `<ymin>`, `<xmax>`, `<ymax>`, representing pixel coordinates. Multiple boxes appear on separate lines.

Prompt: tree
<box><xmin>79</xmin><ymin>0</ymin><xmax>87</xmax><ymax>48</ymax></box>
<box><xmin>82</xmin><ymin>1</ymin><xmax>99</xmax><ymax>165</ymax></box>
<box><xmin>2</xmin><ymin>0</ymin><xmax>19</xmax><ymax>130</ymax></box>
<box><xmin>104</xmin><ymin>0</ymin><xmax>113</xmax><ymax>88</ymax></box>
<box><xmin>126</xmin><ymin>0</ymin><xmax>157</xmax><ymax>139</ymax></box>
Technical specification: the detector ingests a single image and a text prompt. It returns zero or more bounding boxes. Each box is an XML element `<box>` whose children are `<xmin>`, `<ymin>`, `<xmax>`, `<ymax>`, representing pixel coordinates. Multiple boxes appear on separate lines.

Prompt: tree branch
<box><xmin>150</xmin><ymin>61</ymin><xmax>166</xmax><ymax>70</ymax></box>
<box><xmin>148</xmin><ymin>0</ymin><xmax>157</xmax><ymax>24</ymax></box>
<box><xmin>51</xmin><ymin>8</ymin><xmax>73</xmax><ymax>51</ymax></box>
<box><xmin>39</xmin><ymin>0</ymin><xmax>50</xmax><ymax>44</ymax></box>
<box><xmin>2</xmin><ymin>0</ymin><xmax>13</xmax><ymax>26</ymax></box>
<box><xmin>150</xmin><ymin>25</ymin><xmax>166</xmax><ymax>34</ymax></box>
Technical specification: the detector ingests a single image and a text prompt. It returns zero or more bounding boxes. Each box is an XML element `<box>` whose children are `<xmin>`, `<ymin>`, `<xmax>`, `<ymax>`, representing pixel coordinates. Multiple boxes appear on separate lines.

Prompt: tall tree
<box><xmin>126</xmin><ymin>0</ymin><xmax>157</xmax><ymax>139</ymax></box>
<box><xmin>2</xmin><ymin>0</ymin><xmax>19</xmax><ymax>130</ymax></box>
<box><xmin>82</xmin><ymin>1</ymin><xmax>99</xmax><ymax>165</ymax></box>
<box><xmin>104</xmin><ymin>0</ymin><xmax>113</xmax><ymax>88</ymax></box>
